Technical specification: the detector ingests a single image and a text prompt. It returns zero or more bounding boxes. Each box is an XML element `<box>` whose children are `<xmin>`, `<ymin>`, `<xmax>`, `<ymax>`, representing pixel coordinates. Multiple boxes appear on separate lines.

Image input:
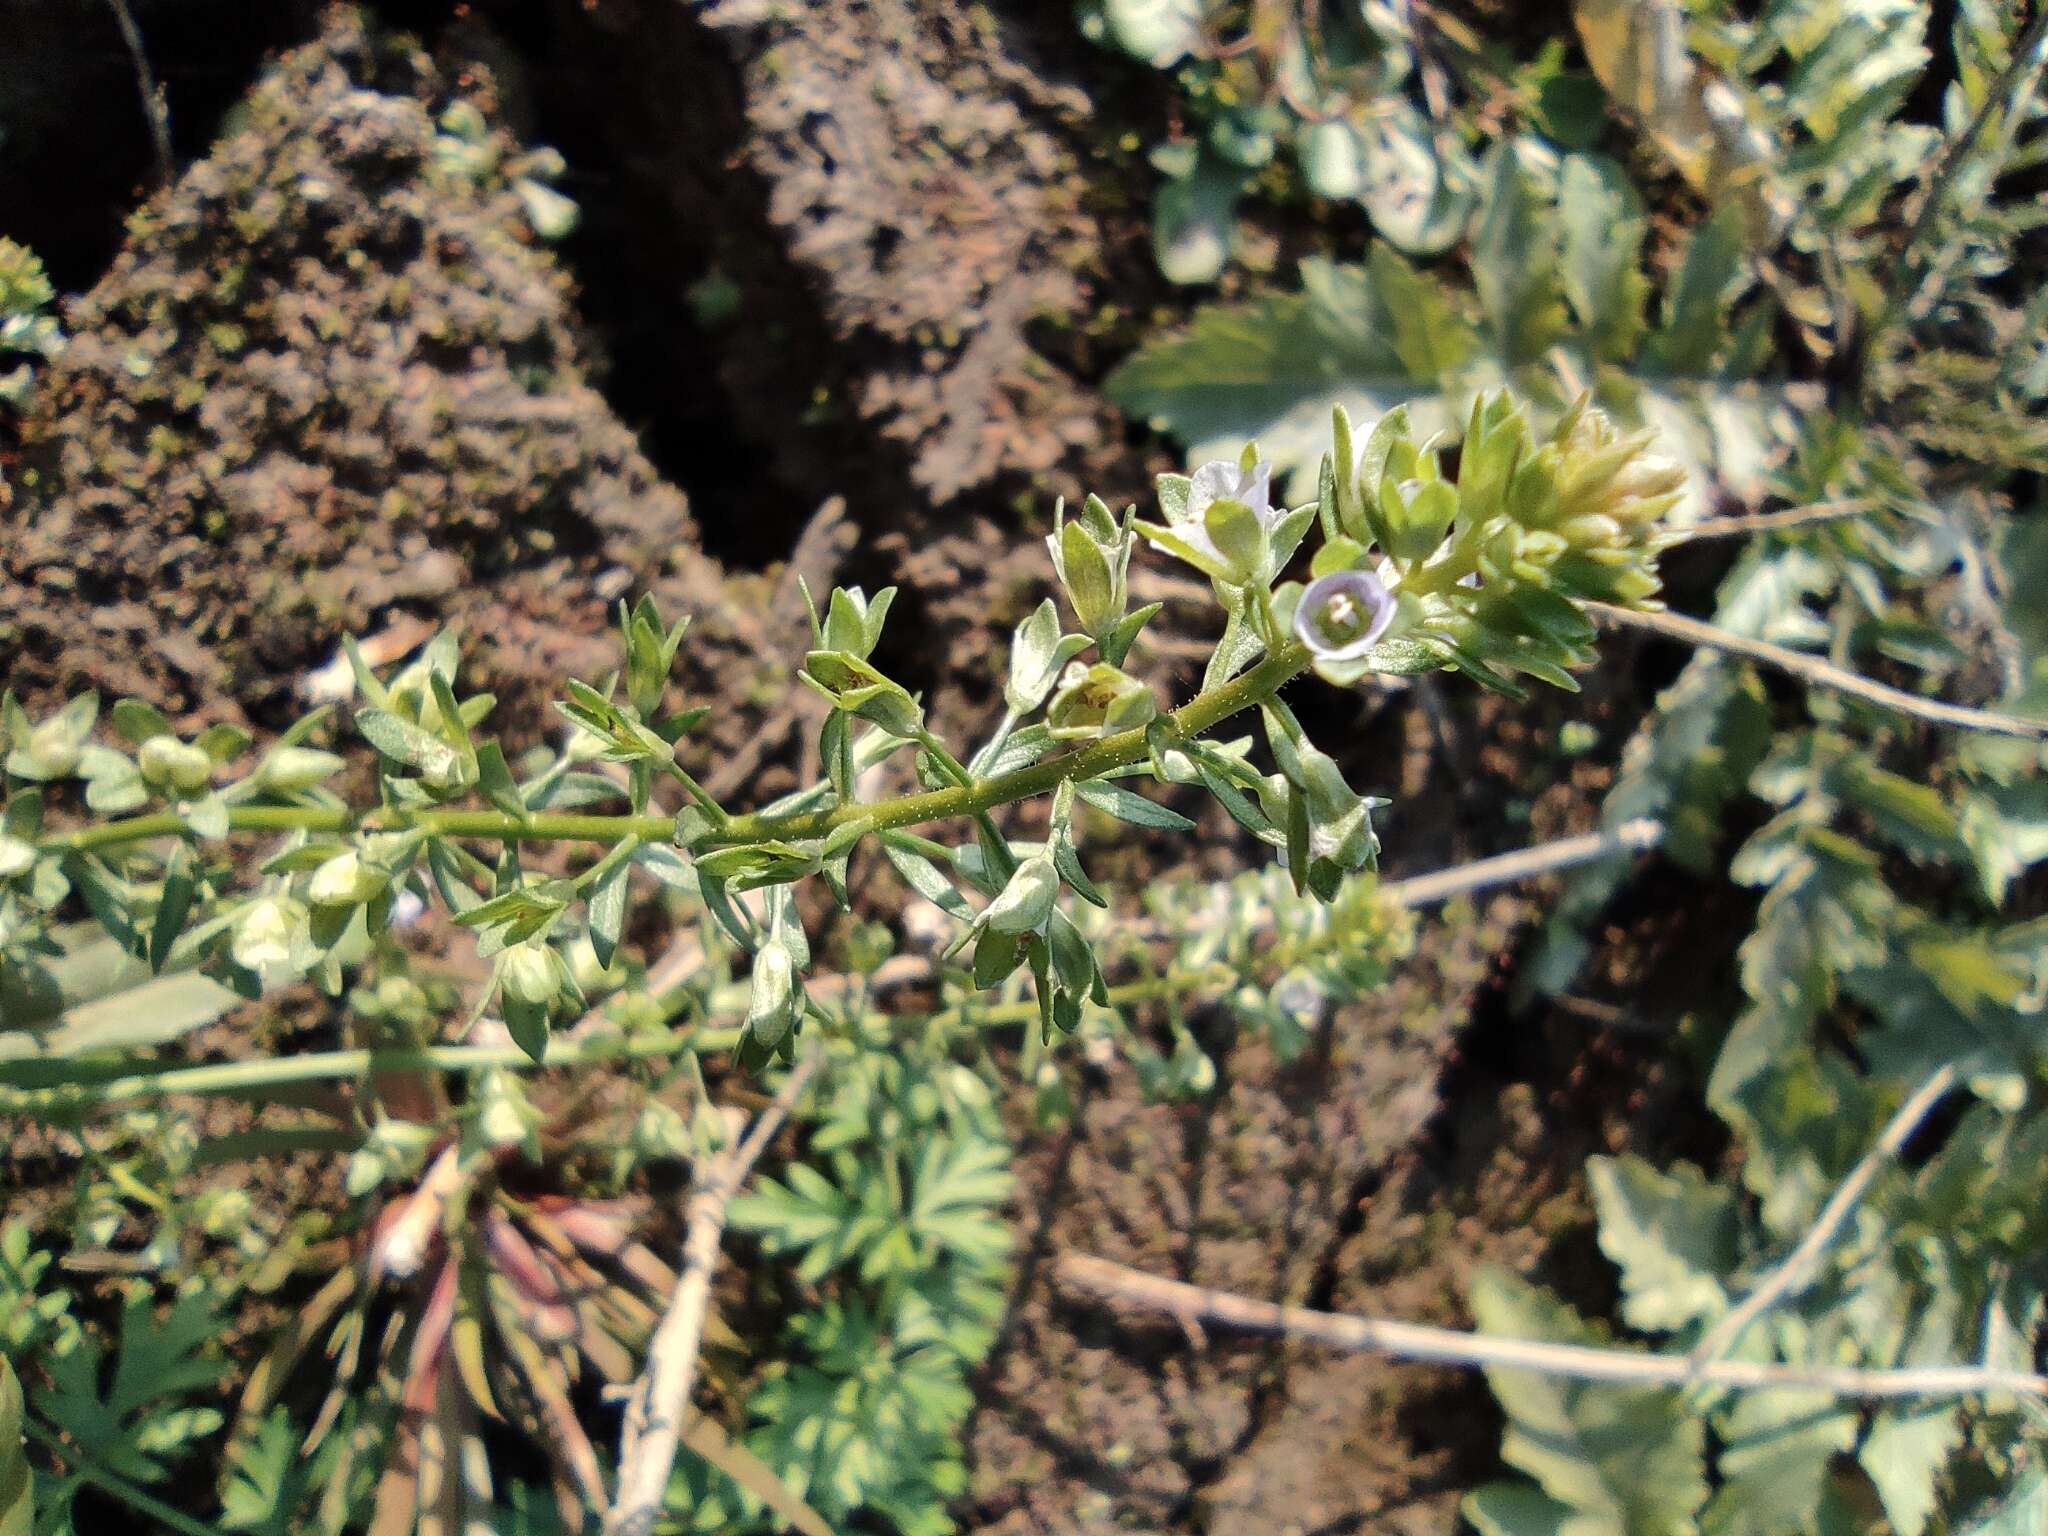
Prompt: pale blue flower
<box><xmin>1294</xmin><ymin>569</ymin><xmax>1396</xmax><ymax>662</ymax></box>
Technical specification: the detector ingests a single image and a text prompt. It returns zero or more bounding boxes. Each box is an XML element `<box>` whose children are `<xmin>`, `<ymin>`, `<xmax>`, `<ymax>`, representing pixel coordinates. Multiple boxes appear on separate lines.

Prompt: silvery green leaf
<box><xmin>1075</xmin><ymin>779</ymin><xmax>1195</xmax><ymax>831</ymax></box>
<box><xmin>635</xmin><ymin>844</ymin><xmax>695</xmax><ymax>890</ymax></box>
<box><xmin>1703</xmin><ymin>1388</ymin><xmax>1857</xmax><ymax>1536</ymax></box>
<box><xmin>1467</xmin><ymin>1269</ymin><xmax>1709</xmax><ymax>1534</ymax></box>
<box><xmin>588</xmin><ymin>860</ymin><xmax>629</xmax><ymax>971</ymax></box>
<box><xmin>182</xmin><ymin>794</ymin><xmax>230</xmax><ymax>841</ymax></box>
<box><xmin>1106</xmin><ymin>259</ymin><xmax>1454</xmax><ymax>506</ymax></box>
<box><xmin>0</xmin><ymin>971</ymin><xmax>240</xmax><ymax>1059</ymax></box>
<box><xmin>1585</xmin><ymin>1154</ymin><xmax>1736</xmax><ymax>1332</ymax></box>
<box><xmin>1558</xmin><ymin>154</ymin><xmax>1650</xmax><ymax>361</ymax></box>
<box><xmin>1958</xmin><ymin>1467</ymin><xmax>2048</xmax><ymax>1536</ymax></box>
<box><xmin>882</xmin><ymin>834</ymin><xmax>973</xmax><ymax>920</ymax></box>
<box><xmin>1300</xmin><ymin>120</ymin><xmax>1365</xmax><ymax>200</ymax></box>
<box><xmin>1652</xmin><ymin>204</ymin><xmax>1745</xmax><ymax>374</ymax></box>
<box><xmin>1472</xmin><ymin>141</ymin><xmax>1569</xmax><ymax>366</ymax></box>
<box><xmin>1355</xmin><ymin>108</ymin><xmax>1475</xmax><ymax>256</ymax></box>
<box><xmin>475</xmin><ymin>742</ymin><xmax>527</xmax><ymax>821</ymax></box>
<box><xmin>1860</xmin><ymin>1407</ymin><xmax>1964</xmax><ymax>1536</ymax></box>
<box><xmin>356</xmin><ymin>707</ymin><xmax>461</xmax><ymax>782</ymax></box>
<box><xmin>1202</xmin><ymin>602</ymin><xmax>1265</xmax><ymax>692</ymax></box>
<box><xmin>515</xmin><ymin>177</ymin><xmax>579</xmax><ymax>241</ymax></box>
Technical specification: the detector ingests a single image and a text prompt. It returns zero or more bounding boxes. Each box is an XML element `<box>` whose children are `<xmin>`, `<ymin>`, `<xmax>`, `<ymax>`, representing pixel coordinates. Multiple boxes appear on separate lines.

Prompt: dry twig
<box><xmin>104</xmin><ymin>0</ymin><xmax>174</xmax><ymax>188</ymax></box>
<box><xmin>607</xmin><ymin>1048</ymin><xmax>823</xmax><ymax>1536</ymax></box>
<box><xmin>1589</xmin><ymin>601</ymin><xmax>2048</xmax><ymax>739</ymax></box>
<box><xmin>1679</xmin><ymin>498</ymin><xmax>1876</xmax><ymax>542</ymax></box>
<box><xmin>1691</xmin><ymin>1062</ymin><xmax>1960</xmax><ymax>1366</ymax></box>
<box><xmin>1382</xmin><ymin>819</ymin><xmax>1665</xmax><ymax>908</ymax></box>
<box><xmin>1055</xmin><ymin>1250</ymin><xmax>2048</xmax><ymax>1401</ymax></box>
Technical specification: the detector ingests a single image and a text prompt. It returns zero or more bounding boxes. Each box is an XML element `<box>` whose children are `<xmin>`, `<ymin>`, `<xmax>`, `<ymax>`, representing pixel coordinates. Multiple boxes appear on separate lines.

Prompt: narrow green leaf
<box><xmin>588</xmin><ymin>861</ymin><xmax>629</xmax><ymax>971</ymax></box>
<box><xmin>1075</xmin><ymin>779</ymin><xmax>1195</xmax><ymax>832</ymax></box>
<box><xmin>150</xmin><ymin>844</ymin><xmax>196</xmax><ymax>975</ymax></box>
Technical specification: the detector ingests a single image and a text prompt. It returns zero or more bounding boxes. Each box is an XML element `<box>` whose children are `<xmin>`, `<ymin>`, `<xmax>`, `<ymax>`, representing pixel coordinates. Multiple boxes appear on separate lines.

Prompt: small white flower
<box><xmin>1181</xmin><ymin>459</ymin><xmax>1275</xmax><ymax>565</ymax></box>
<box><xmin>232</xmin><ymin>895</ymin><xmax>303</xmax><ymax>974</ymax></box>
<box><xmin>1294</xmin><ymin>569</ymin><xmax>1397</xmax><ymax>663</ymax></box>
<box><xmin>1187</xmin><ymin>459</ymin><xmax>1274</xmax><ymax>526</ymax></box>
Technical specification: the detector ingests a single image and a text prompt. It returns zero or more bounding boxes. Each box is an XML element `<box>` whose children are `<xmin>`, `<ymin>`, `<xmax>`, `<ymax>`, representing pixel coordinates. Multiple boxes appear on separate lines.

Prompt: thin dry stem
<box><xmin>1589</xmin><ymin>602</ymin><xmax>2048</xmax><ymax>739</ymax></box>
<box><xmin>1679</xmin><ymin>498</ymin><xmax>1876</xmax><ymax>541</ymax></box>
<box><xmin>104</xmin><ymin>0</ymin><xmax>173</xmax><ymax>188</ymax></box>
<box><xmin>1381</xmin><ymin>819</ymin><xmax>1665</xmax><ymax>908</ymax></box>
<box><xmin>1691</xmin><ymin>1062</ymin><xmax>1960</xmax><ymax>1366</ymax></box>
<box><xmin>607</xmin><ymin>1048</ymin><xmax>822</xmax><ymax>1536</ymax></box>
<box><xmin>1056</xmin><ymin>1251</ymin><xmax>2048</xmax><ymax>1401</ymax></box>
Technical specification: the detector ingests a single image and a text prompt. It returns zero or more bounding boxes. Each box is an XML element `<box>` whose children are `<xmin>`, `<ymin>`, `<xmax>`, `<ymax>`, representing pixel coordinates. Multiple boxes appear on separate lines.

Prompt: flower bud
<box><xmin>138</xmin><ymin>735</ymin><xmax>213</xmax><ymax>795</ymax></box>
<box><xmin>474</xmin><ymin>1070</ymin><xmax>536</xmax><ymax>1149</ymax></box>
<box><xmin>983</xmin><ymin>853</ymin><xmax>1059</xmax><ymax>935</ymax></box>
<box><xmin>0</xmin><ymin>836</ymin><xmax>35</xmax><ymax>879</ymax></box>
<box><xmin>746</xmin><ymin>942</ymin><xmax>800</xmax><ymax>1051</ymax></box>
<box><xmin>25</xmin><ymin>718</ymin><xmax>80</xmax><ymax>778</ymax></box>
<box><xmin>307</xmin><ymin>849</ymin><xmax>388</xmax><ymax>908</ymax></box>
<box><xmin>500</xmin><ymin>940</ymin><xmax>566</xmax><ymax>1008</ymax></box>
<box><xmin>232</xmin><ymin>895</ymin><xmax>305</xmax><ymax>974</ymax></box>
<box><xmin>259</xmin><ymin>745</ymin><xmax>346</xmax><ymax>792</ymax></box>
<box><xmin>1048</xmin><ymin>505</ymin><xmax>1127</xmax><ymax>639</ymax></box>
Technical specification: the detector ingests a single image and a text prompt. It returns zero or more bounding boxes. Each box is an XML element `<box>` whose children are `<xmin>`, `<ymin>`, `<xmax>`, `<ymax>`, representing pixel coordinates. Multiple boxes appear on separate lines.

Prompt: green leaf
<box><xmin>1586</xmin><ymin>1155</ymin><xmax>1737</xmax><ymax>1333</ymax></box>
<box><xmin>220</xmin><ymin>1407</ymin><xmax>329</xmax><ymax>1534</ymax></box>
<box><xmin>149</xmin><ymin>844</ymin><xmax>196</xmax><ymax>976</ymax></box>
<box><xmin>0</xmin><ymin>1357</ymin><xmax>29</xmax><ymax>1536</ymax></box>
<box><xmin>1472</xmin><ymin>141</ymin><xmax>1568</xmax><ymax>366</ymax></box>
<box><xmin>1075</xmin><ymin>778</ymin><xmax>1195</xmax><ymax>831</ymax></box>
<box><xmin>1558</xmin><ymin>154</ymin><xmax>1650</xmax><ymax>360</ymax></box>
<box><xmin>882</xmin><ymin>835</ymin><xmax>972</xmax><ymax>921</ymax></box>
<box><xmin>588</xmin><ymin>859</ymin><xmax>628</xmax><ymax>971</ymax></box>
<box><xmin>1468</xmin><ymin>1269</ymin><xmax>1709</xmax><ymax>1536</ymax></box>
<box><xmin>39</xmin><ymin>1282</ymin><xmax>229</xmax><ymax>1486</ymax></box>
<box><xmin>1859</xmin><ymin>1407</ymin><xmax>1963</xmax><ymax>1536</ymax></box>
<box><xmin>1463</xmin><ymin>1481</ymin><xmax>1576</xmax><ymax>1536</ymax></box>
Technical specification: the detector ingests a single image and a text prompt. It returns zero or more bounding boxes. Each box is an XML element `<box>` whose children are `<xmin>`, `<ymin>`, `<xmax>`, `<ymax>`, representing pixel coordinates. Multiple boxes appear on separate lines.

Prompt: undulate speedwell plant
<box><xmin>0</xmin><ymin>389</ymin><xmax>1676</xmax><ymax>1533</ymax></box>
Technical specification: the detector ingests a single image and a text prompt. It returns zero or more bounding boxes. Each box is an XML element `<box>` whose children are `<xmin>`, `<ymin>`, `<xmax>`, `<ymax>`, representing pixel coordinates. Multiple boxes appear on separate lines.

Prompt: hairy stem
<box><xmin>38</xmin><ymin>642</ymin><xmax>1313</xmax><ymax>859</ymax></box>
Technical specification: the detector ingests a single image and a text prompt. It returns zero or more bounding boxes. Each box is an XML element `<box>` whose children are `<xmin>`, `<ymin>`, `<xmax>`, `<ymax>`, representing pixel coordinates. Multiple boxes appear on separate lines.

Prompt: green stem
<box><xmin>14</xmin><ymin>967</ymin><xmax>1238</xmax><ymax>1110</ymax></box>
<box><xmin>40</xmin><ymin>643</ymin><xmax>1313</xmax><ymax>859</ymax></box>
<box><xmin>24</xmin><ymin>1418</ymin><xmax>227</xmax><ymax>1536</ymax></box>
<box><xmin>661</xmin><ymin>758</ymin><xmax>731</xmax><ymax>828</ymax></box>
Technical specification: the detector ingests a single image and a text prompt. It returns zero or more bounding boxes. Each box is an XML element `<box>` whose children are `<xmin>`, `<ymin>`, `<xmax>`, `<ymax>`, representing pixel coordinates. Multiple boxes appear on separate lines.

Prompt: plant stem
<box><xmin>1057</xmin><ymin>1252</ymin><xmax>2048</xmax><ymax>1401</ymax></box>
<box><xmin>8</xmin><ymin>814</ymin><xmax>1666</xmax><ymax>1111</ymax></box>
<box><xmin>37</xmin><ymin>642</ymin><xmax>1314</xmax><ymax>859</ymax></box>
<box><xmin>16</xmin><ymin>969</ymin><xmax>1230</xmax><ymax>1109</ymax></box>
<box><xmin>1589</xmin><ymin>602</ymin><xmax>2048</xmax><ymax>739</ymax></box>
